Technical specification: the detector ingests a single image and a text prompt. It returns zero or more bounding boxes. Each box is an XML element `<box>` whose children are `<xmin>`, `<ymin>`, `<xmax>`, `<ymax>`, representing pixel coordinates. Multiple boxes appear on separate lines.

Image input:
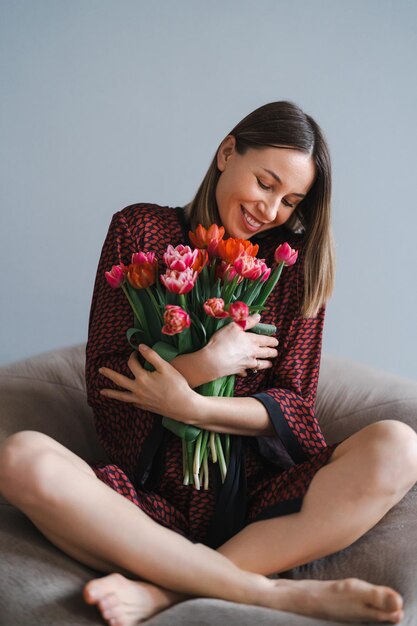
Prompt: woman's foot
<box><xmin>84</xmin><ymin>572</ymin><xmax>404</xmax><ymax>625</ymax></box>
<box><xmin>265</xmin><ymin>577</ymin><xmax>404</xmax><ymax>623</ymax></box>
<box><xmin>83</xmin><ymin>573</ymin><xmax>185</xmax><ymax>625</ymax></box>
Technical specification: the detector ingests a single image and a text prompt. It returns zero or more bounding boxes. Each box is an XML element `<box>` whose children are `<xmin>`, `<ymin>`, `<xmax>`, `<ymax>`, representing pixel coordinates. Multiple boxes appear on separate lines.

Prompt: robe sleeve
<box><xmin>85</xmin><ymin>208</ymin><xmax>154</xmax><ymax>478</ymax></box>
<box><xmin>252</xmin><ymin>245</ymin><xmax>328</xmax><ymax>467</ymax></box>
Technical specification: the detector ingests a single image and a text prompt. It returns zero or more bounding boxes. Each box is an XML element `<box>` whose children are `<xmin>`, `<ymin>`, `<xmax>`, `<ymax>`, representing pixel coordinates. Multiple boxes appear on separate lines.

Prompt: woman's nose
<box><xmin>258</xmin><ymin>197</ymin><xmax>281</xmax><ymax>222</ymax></box>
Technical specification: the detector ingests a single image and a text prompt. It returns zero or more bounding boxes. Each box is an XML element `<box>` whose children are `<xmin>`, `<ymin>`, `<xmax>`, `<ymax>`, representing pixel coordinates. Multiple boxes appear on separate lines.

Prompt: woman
<box><xmin>0</xmin><ymin>101</ymin><xmax>415</xmax><ymax>625</ymax></box>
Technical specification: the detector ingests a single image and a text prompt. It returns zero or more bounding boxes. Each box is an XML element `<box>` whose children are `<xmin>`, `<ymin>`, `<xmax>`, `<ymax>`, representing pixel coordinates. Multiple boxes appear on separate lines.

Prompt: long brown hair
<box><xmin>185</xmin><ymin>101</ymin><xmax>335</xmax><ymax>318</ymax></box>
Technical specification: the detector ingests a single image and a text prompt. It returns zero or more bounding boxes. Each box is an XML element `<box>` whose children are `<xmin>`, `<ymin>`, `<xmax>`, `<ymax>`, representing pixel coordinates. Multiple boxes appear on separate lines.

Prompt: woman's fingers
<box><xmin>100</xmin><ymin>389</ymin><xmax>139</xmax><ymax>404</ymax></box>
<box><xmin>138</xmin><ymin>344</ymin><xmax>168</xmax><ymax>371</ymax></box>
<box><xmin>244</xmin><ymin>313</ymin><xmax>261</xmax><ymax>330</ymax></box>
<box><xmin>98</xmin><ymin>366</ymin><xmax>135</xmax><ymax>391</ymax></box>
<box><xmin>257</xmin><ymin>346</ymin><xmax>279</xmax><ymax>359</ymax></box>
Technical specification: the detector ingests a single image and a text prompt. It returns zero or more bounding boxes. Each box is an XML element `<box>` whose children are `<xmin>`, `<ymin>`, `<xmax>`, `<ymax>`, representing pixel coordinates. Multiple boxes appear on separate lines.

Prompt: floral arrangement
<box><xmin>105</xmin><ymin>223</ymin><xmax>298</xmax><ymax>490</ymax></box>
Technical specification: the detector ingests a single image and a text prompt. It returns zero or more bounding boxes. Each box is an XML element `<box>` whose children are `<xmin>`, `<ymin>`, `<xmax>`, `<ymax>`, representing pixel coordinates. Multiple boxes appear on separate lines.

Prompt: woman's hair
<box><xmin>185</xmin><ymin>100</ymin><xmax>335</xmax><ymax>319</ymax></box>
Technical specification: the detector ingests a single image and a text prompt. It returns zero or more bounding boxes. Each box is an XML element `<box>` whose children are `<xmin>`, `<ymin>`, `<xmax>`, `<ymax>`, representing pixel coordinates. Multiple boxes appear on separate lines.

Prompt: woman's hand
<box><xmin>202</xmin><ymin>314</ymin><xmax>279</xmax><ymax>379</ymax></box>
<box><xmin>99</xmin><ymin>345</ymin><xmax>197</xmax><ymax>423</ymax></box>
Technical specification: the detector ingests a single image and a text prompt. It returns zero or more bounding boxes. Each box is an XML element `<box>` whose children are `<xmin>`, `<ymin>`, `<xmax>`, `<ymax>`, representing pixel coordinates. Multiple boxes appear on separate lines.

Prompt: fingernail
<box><xmin>139</xmin><ymin>344</ymin><xmax>149</xmax><ymax>351</ymax></box>
<box><xmin>98</xmin><ymin>367</ymin><xmax>103</xmax><ymax>373</ymax></box>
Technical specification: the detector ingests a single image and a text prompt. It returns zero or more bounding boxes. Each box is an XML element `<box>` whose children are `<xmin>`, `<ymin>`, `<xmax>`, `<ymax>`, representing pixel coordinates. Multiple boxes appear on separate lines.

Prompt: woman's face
<box><xmin>215</xmin><ymin>135</ymin><xmax>316</xmax><ymax>238</ymax></box>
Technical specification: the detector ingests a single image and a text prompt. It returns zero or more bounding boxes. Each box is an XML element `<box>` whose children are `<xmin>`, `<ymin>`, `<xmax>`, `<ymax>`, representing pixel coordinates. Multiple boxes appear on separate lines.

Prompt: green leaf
<box><xmin>162</xmin><ymin>416</ymin><xmax>201</xmax><ymax>442</ymax></box>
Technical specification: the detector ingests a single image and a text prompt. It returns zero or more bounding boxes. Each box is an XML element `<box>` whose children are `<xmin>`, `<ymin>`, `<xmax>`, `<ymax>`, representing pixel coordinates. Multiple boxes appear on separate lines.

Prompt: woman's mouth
<box><xmin>240</xmin><ymin>205</ymin><xmax>263</xmax><ymax>232</ymax></box>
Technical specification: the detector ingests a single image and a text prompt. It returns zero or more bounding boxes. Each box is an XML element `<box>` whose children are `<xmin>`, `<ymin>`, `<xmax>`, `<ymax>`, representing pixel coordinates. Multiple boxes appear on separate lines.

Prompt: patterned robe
<box><xmin>85</xmin><ymin>203</ymin><xmax>339</xmax><ymax>548</ymax></box>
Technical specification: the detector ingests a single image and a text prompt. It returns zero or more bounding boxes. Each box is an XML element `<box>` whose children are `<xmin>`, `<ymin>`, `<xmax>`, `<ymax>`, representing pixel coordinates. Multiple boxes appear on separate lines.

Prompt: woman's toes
<box><xmin>370</xmin><ymin>587</ymin><xmax>403</xmax><ymax>613</ymax></box>
<box><xmin>84</xmin><ymin>573</ymin><xmax>126</xmax><ymax>604</ymax></box>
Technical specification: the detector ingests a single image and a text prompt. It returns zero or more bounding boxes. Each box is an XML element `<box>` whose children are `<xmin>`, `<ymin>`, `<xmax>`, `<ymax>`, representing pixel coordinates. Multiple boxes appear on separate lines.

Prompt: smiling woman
<box><xmin>214</xmin><ymin>137</ymin><xmax>316</xmax><ymax>236</ymax></box>
<box><xmin>0</xmin><ymin>100</ymin><xmax>413</xmax><ymax>626</ymax></box>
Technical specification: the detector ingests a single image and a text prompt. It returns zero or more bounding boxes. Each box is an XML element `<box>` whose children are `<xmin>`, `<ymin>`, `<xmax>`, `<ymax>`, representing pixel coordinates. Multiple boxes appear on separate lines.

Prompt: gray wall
<box><xmin>1</xmin><ymin>0</ymin><xmax>416</xmax><ymax>379</ymax></box>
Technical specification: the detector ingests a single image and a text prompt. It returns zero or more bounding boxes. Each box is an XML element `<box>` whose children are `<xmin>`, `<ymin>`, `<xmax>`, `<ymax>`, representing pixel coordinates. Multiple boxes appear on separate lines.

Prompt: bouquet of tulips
<box><xmin>105</xmin><ymin>223</ymin><xmax>298</xmax><ymax>490</ymax></box>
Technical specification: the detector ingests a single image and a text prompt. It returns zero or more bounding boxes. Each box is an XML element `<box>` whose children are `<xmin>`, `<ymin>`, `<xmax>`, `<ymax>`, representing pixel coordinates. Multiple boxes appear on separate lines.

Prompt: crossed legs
<box><xmin>0</xmin><ymin>419</ymin><xmax>416</xmax><ymax>624</ymax></box>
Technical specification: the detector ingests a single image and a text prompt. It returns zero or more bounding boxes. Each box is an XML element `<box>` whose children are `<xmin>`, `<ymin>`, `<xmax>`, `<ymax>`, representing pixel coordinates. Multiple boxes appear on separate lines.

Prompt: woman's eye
<box><xmin>256</xmin><ymin>177</ymin><xmax>271</xmax><ymax>191</ymax></box>
<box><xmin>283</xmin><ymin>199</ymin><xmax>295</xmax><ymax>209</ymax></box>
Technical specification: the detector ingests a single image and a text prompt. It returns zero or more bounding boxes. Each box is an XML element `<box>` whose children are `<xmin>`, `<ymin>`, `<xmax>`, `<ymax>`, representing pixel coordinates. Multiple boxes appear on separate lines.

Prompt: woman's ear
<box><xmin>216</xmin><ymin>135</ymin><xmax>236</xmax><ymax>172</ymax></box>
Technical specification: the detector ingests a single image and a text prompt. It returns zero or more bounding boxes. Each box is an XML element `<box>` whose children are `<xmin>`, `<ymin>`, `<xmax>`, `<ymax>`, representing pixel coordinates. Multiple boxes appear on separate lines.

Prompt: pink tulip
<box><xmin>131</xmin><ymin>251</ymin><xmax>157</xmax><ymax>266</ymax></box>
<box><xmin>203</xmin><ymin>298</ymin><xmax>229</xmax><ymax>319</ymax></box>
<box><xmin>162</xmin><ymin>305</ymin><xmax>191</xmax><ymax>336</ymax></box>
<box><xmin>160</xmin><ymin>267</ymin><xmax>198</xmax><ymax>294</ymax></box>
<box><xmin>163</xmin><ymin>244</ymin><xmax>199</xmax><ymax>272</ymax></box>
<box><xmin>274</xmin><ymin>243</ymin><xmax>298</xmax><ymax>267</ymax></box>
<box><xmin>233</xmin><ymin>255</ymin><xmax>271</xmax><ymax>282</ymax></box>
<box><xmin>216</xmin><ymin>261</ymin><xmax>242</xmax><ymax>284</ymax></box>
<box><xmin>104</xmin><ymin>264</ymin><xmax>126</xmax><ymax>288</ymax></box>
<box><xmin>228</xmin><ymin>301</ymin><xmax>250</xmax><ymax>329</ymax></box>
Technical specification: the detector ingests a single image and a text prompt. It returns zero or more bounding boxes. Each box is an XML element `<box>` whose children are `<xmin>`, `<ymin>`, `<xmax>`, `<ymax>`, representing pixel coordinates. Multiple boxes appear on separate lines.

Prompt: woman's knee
<box><xmin>0</xmin><ymin>431</ymin><xmax>65</xmax><ymax>506</ymax></box>
<box><xmin>362</xmin><ymin>420</ymin><xmax>417</xmax><ymax>495</ymax></box>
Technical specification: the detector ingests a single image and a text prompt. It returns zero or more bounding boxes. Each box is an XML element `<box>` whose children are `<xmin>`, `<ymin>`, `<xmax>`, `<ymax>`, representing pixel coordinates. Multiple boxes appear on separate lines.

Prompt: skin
<box><xmin>0</xmin><ymin>141</ymin><xmax>415</xmax><ymax>625</ymax></box>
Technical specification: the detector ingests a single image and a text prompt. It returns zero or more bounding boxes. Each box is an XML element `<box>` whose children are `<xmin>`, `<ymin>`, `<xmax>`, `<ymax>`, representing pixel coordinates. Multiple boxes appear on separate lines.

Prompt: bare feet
<box><xmin>84</xmin><ymin>572</ymin><xmax>404</xmax><ymax>625</ymax></box>
<box><xmin>83</xmin><ymin>573</ymin><xmax>185</xmax><ymax>626</ymax></box>
<box><xmin>264</xmin><ymin>577</ymin><xmax>404</xmax><ymax>623</ymax></box>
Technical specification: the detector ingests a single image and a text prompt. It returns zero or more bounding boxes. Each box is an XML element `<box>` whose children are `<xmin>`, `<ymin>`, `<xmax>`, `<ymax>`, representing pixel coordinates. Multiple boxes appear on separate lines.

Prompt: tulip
<box><xmin>131</xmin><ymin>251</ymin><xmax>157</xmax><ymax>266</ymax></box>
<box><xmin>274</xmin><ymin>243</ymin><xmax>299</xmax><ymax>267</ymax></box>
<box><xmin>189</xmin><ymin>224</ymin><xmax>225</xmax><ymax>257</ymax></box>
<box><xmin>215</xmin><ymin>261</ymin><xmax>242</xmax><ymax>283</ymax></box>
<box><xmin>160</xmin><ymin>267</ymin><xmax>198</xmax><ymax>294</ymax></box>
<box><xmin>191</xmin><ymin>248</ymin><xmax>209</xmax><ymax>273</ymax></box>
<box><xmin>203</xmin><ymin>298</ymin><xmax>229</xmax><ymax>319</ymax></box>
<box><xmin>104</xmin><ymin>264</ymin><xmax>127</xmax><ymax>288</ymax></box>
<box><xmin>228</xmin><ymin>301</ymin><xmax>250</xmax><ymax>329</ymax></box>
<box><xmin>127</xmin><ymin>257</ymin><xmax>158</xmax><ymax>289</ymax></box>
<box><xmin>233</xmin><ymin>255</ymin><xmax>271</xmax><ymax>282</ymax></box>
<box><xmin>164</xmin><ymin>244</ymin><xmax>199</xmax><ymax>272</ymax></box>
<box><xmin>217</xmin><ymin>237</ymin><xmax>259</xmax><ymax>265</ymax></box>
<box><xmin>162</xmin><ymin>305</ymin><xmax>191</xmax><ymax>335</ymax></box>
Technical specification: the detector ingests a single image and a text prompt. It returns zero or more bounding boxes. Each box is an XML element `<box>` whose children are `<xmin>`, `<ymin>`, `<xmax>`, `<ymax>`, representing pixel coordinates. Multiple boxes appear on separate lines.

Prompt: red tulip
<box><xmin>228</xmin><ymin>301</ymin><xmax>250</xmax><ymax>329</ymax></box>
<box><xmin>162</xmin><ymin>305</ymin><xmax>191</xmax><ymax>335</ymax></box>
<box><xmin>274</xmin><ymin>243</ymin><xmax>298</xmax><ymax>267</ymax></box>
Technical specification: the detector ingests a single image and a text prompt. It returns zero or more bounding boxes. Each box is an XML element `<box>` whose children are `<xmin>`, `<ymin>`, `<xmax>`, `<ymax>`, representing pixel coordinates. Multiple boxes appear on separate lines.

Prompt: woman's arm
<box><xmin>99</xmin><ymin>344</ymin><xmax>275</xmax><ymax>437</ymax></box>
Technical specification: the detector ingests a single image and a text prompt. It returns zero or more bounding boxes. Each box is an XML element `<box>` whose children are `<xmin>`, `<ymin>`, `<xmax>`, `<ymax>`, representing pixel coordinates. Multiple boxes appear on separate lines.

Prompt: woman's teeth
<box><xmin>242</xmin><ymin>206</ymin><xmax>262</xmax><ymax>228</ymax></box>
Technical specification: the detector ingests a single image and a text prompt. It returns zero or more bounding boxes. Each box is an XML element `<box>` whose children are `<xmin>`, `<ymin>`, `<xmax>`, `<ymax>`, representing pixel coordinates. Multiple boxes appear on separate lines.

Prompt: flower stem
<box><xmin>215</xmin><ymin>434</ymin><xmax>227</xmax><ymax>483</ymax></box>
<box><xmin>210</xmin><ymin>432</ymin><xmax>217</xmax><ymax>463</ymax></box>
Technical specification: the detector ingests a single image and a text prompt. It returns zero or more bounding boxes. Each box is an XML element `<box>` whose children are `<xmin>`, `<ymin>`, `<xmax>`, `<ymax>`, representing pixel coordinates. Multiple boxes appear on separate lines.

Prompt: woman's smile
<box><xmin>240</xmin><ymin>205</ymin><xmax>264</xmax><ymax>232</ymax></box>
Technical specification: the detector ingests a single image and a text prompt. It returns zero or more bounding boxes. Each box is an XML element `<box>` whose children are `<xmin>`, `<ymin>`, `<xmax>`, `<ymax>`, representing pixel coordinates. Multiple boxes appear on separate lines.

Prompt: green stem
<box><xmin>215</xmin><ymin>434</ymin><xmax>227</xmax><ymax>483</ymax></box>
<box><xmin>146</xmin><ymin>287</ymin><xmax>164</xmax><ymax>323</ymax></box>
<box><xmin>225</xmin><ymin>434</ymin><xmax>231</xmax><ymax>467</ymax></box>
<box><xmin>193</xmin><ymin>431</ymin><xmax>203</xmax><ymax>489</ymax></box>
<box><xmin>182</xmin><ymin>439</ymin><xmax>190</xmax><ymax>485</ymax></box>
<box><xmin>203</xmin><ymin>449</ymin><xmax>209</xmax><ymax>490</ymax></box>
<box><xmin>210</xmin><ymin>432</ymin><xmax>217</xmax><ymax>463</ymax></box>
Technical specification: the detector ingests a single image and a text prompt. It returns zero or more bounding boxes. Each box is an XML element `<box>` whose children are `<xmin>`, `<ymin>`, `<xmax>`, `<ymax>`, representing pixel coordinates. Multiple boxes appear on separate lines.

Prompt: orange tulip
<box><xmin>127</xmin><ymin>259</ymin><xmax>157</xmax><ymax>289</ymax></box>
<box><xmin>188</xmin><ymin>224</ymin><xmax>225</xmax><ymax>256</ymax></box>
<box><xmin>191</xmin><ymin>248</ymin><xmax>209</xmax><ymax>273</ymax></box>
<box><xmin>217</xmin><ymin>238</ymin><xmax>259</xmax><ymax>265</ymax></box>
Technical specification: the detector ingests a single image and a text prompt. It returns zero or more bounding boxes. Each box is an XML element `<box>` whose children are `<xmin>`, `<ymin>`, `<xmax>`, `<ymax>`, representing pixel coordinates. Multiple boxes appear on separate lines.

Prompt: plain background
<box><xmin>0</xmin><ymin>0</ymin><xmax>416</xmax><ymax>379</ymax></box>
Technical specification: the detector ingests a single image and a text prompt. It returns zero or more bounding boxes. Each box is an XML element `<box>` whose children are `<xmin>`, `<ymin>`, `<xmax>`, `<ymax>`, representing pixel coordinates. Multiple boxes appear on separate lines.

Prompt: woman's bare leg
<box><xmin>0</xmin><ymin>427</ymin><xmax>408</xmax><ymax>624</ymax></box>
<box><xmin>219</xmin><ymin>420</ymin><xmax>417</xmax><ymax>574</ymax></box>
<box><xmin>85</xmin><ymin>419</ymin><xmax>412</xmax><ymax>625</ymax></box>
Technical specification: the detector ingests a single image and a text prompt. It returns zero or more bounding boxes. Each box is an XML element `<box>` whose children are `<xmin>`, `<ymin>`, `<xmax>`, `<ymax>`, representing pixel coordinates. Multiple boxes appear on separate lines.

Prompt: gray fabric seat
<box><xmin>1</xmin><ymin>344</ymin><xmax>416</xmax><ymax>625</ymax></box>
